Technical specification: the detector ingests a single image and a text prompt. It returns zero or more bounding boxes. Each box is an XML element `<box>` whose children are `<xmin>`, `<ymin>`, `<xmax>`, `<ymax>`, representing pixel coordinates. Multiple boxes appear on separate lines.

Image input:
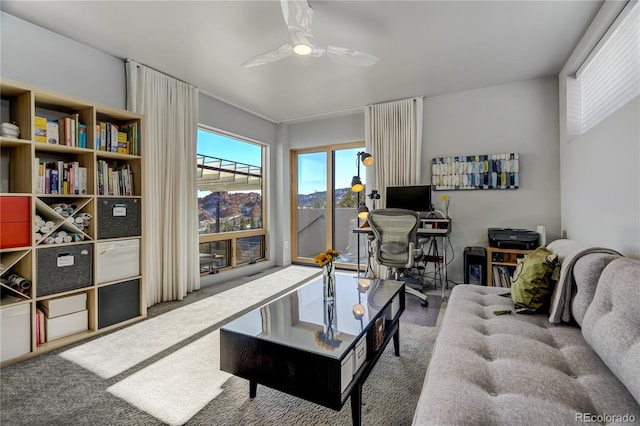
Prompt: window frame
<box><xmin>197</xmin><ymin>124</ymin><xmax>267</xmax><ymax>272</ymax></box>
<box><xmin>290</xmin><ymin>141</ymin><xmax>365</xmax><ymax>269</ymax></box>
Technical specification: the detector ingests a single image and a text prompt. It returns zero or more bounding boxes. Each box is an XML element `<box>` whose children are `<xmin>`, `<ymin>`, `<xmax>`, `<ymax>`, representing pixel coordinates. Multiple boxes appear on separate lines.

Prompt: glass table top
<box><xmin>222</xmin><ymin>273</ymin><xmax>403</xmax><ymax>359</ymax></box>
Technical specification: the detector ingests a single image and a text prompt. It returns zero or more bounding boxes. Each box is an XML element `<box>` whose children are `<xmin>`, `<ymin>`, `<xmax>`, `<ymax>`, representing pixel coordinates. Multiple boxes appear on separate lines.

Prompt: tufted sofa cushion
<box><xmin>570</xmin><ymin>253</ymin><xmax>621</xmax><ymax>326</ymax></box>
<box><xmin>413</xmin><ymin>284</ymin><xmax>640</xmax><ymax>425</ymax></box>
<box><xmin>582</xmin><ymin>258</ymin><xmax>640</xmax><ymax>404</ymax></box>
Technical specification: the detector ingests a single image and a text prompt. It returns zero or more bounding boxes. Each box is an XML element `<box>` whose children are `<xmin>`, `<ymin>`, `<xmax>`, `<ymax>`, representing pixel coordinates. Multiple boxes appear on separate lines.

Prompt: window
<box><xmin>197</xmin><ymin>127</ymin><xmax>266</xmax><ymax>272</ymax></box>
<box><xmin>291</xmin><ymin>143</ymin><xmax>368</xmax><ymax>269</ymax></box>
<box><xmin>569</xmin><ymin>1</ymin><xmax>639</xmax><ymax>135</ymax></box>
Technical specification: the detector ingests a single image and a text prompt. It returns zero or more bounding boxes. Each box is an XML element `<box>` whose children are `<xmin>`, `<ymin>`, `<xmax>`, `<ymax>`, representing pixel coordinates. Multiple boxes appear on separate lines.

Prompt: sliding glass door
<box><xmin>292</xmin><ymin>143</ymin><xmax>367</xmax><ymax>269</ymax></box>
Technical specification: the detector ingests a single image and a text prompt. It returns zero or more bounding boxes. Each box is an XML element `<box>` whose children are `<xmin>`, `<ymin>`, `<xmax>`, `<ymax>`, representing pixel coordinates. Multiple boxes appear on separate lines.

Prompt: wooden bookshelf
<box><xmin>0</xmin><ymin>78</ymin><xmax>146</xmax><ymax>366</ymax></box>
<box><xmin>486</xmin><ymin>246</ymin><xmax>533</xmax><ymax>287</ymax></box>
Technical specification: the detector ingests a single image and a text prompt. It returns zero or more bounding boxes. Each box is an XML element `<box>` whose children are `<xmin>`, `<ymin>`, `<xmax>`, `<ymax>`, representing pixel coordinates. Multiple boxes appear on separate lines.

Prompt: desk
<box><xmin>353</xmin><ymin>219</ymin><xmax>451</xmax><ymax>301</ymax></box>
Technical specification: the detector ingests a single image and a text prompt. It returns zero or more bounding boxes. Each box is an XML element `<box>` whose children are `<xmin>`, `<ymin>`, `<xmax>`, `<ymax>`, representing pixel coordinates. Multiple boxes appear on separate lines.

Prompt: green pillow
<box><xmin>511</xmin><ymin>247</ymin><xmax>560</xmax><ymax>313</ymax></box>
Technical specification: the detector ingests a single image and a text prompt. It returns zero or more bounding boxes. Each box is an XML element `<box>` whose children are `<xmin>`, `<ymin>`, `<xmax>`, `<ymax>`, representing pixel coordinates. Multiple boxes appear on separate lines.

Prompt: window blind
<box><xmin>576</xmin><ymin>1</ymin><xmax>639</xmax><ymax>134</ymax></box>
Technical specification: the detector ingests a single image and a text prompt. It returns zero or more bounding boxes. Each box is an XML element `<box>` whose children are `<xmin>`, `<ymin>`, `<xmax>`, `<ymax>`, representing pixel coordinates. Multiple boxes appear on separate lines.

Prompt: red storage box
<box><xmin>0</xmin><ymin>196</ymin><xmax>31</xmax><ymax>248</ymax></box>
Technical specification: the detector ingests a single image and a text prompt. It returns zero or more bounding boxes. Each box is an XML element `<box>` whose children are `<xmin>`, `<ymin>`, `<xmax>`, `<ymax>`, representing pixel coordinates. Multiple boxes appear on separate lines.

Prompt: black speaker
<box><xmin>464</xmin><ymin>246</ymin><xmax>487</xmax><ymax>285</ymax></box>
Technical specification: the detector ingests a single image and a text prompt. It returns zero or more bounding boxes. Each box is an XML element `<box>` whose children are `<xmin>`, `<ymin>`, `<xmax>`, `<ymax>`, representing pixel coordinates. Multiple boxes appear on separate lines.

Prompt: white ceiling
<box><xmin>1</xmin><ymin>1</ymin><xmax>602</xmax><ymax>123</ymax></box>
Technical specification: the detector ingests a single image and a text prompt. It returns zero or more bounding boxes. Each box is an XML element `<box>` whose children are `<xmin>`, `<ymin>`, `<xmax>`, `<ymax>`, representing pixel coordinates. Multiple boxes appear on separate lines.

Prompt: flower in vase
<box><xmin>314</xmin><ymin>248</ymin><xmax>340</xmax><ymax>268</ymax></box>
<box><xmin>440</xmin><ymin>194</ymin><xmax>450</xmax><ymax>218</ymax></box>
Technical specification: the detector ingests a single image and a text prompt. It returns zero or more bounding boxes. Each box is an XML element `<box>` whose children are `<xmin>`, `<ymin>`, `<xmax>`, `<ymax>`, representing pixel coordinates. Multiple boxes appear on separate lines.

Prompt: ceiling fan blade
<box><xmin>241</xmin><ymin>44</ymin><xmax>293</xmax><ymax>68</ymax></box>
<box><xmin>326</xmin><ymin>45</ymin><xmax>379</xmax><ymax>66</ymax></box>
<box><xmin>281</xmin><ymin>0</ymin><xmax>313</xmax><ymax>34</ymax></box>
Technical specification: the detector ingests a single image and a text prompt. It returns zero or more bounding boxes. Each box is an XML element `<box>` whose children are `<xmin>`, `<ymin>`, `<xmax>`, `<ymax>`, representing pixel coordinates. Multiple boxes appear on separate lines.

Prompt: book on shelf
<box><xmin>36</xmin><ymin>309</ymin><xmax>46</xmax><ymax>345</ymax></box>
<box><xmin>117</xmin><ymin>131</ymin><xmax>128</xmax><ymax>154</ymax></box>
<box><xmin>78</xmin><ymin>123</ymin><xmax>87</xmax><ymax>148</ymax></box>
<box><xmin>57</xmin><ymin>113</ymin><xmax>82</xmax><ymax>147</ymax></box>
<box><xmin>97</xmin><ymin>160</ymin><xmax>134</xmax><ymax>196</ymax></box>
<box><xmin>34</xmin><ymin>116</ymin><xmax>47</xmax><ymax>143</ymax></box>
<box><xmin>110</xmin><ymin>123</ymin><xmax>119</xmax><ymax>153</ymax></box>
<box><xmin>120</xmin><ymin>121</ymin><xmax>140</xmax><ymax>155</ymax></box>
<box><xmin>46</xmin><ymin>121</ymin><xmax>59</xmax><ymax>145</ymax></box>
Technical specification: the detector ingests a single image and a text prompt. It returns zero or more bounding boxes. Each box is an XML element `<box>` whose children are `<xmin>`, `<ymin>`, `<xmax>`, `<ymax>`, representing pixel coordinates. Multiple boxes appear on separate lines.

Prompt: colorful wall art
<box><xmin>431</xmin><ymin>153</ymin><xmax>520</xmax><ymax>190</ymax></box>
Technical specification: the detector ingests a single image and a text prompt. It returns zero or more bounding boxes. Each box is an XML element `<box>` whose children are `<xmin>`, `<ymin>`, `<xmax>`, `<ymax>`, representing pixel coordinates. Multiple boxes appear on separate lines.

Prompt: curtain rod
<box><xmin>126</xmin><ymin>59</ymin><xmax>197</xmax><ymax>89</ymax></box>
<box><xmin>367</xmin><ymin>96</ymin><xmax>424</xmax><ymax>109</ymax></box>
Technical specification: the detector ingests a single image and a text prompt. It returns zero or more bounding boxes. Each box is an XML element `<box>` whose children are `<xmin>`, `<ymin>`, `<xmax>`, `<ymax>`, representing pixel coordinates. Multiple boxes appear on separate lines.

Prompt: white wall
<box><xmin>288</xmin><ymin>113</ymin><xmax>365</xmax><ymax>149</ymax></box>
<box><xmin>1</xmin><ymin>12</ymin><xmax>126</xmax><ymax>108</ymax></box>
<box><xmin>559</xmin><ymin>98</ymin><xmax>639</xmax><ymax>257</ymax></box>
<box><xmin>423</xmin><ymin>77</ymin><xmax>561</xmax><ymax>282</ymax></box>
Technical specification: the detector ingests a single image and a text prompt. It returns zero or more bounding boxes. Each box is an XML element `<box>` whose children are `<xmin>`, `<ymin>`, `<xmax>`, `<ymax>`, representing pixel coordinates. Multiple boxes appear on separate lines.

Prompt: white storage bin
<box><xmin>340</xmin><ymin>349</ymin><xmax>355</xmax><ymax>393</ymax></box>
<box><xmin>96</xmin><ymin>239</ymin><xmax>140</xmax><ymax>284</ymax></box>
<box><xmin>39</xmin><ymin>293</ymin><xmax>86</xmax><ymax>318</ymax></box>
<box><xmin>354</xmin><ymin>336</ymin><xmax>367</xmax><ymax>372</ymax></box>
<box><xmin>1</xmin><ymin>304</ymin><xmax>31</xmax><ymax>362</ymax></box>
<box><xmin>385</xmin><ymin>294</ymin><xmax>401</xmax><ymax>320</ymax></box>
<box><xmin>46</xmin><ymin>309</ymin><xmax>88</xmax><ymax>342</ymax></box>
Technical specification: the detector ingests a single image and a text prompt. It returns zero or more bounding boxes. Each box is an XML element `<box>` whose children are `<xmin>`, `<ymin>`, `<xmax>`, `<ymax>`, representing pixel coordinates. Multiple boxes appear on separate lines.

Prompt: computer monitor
<box><xmin>385</xmin><ymin>185</ymin><xmax>432</xmax><ymax>215</ymax></box>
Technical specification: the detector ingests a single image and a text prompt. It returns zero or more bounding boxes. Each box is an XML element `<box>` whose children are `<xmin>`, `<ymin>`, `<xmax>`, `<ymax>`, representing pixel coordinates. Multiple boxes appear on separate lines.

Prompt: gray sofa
<box><xmin>413</xmin><ymin>245</ymin><xmax>640</xmax><ymax>425</ymax></box>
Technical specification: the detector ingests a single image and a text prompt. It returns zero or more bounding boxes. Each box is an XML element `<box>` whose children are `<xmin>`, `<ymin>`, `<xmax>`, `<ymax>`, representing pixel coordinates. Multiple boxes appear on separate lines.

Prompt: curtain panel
<box><xmin>125</xmin><ymin>60</ymin><xmax>200</xmax><ymax>305</ymax></box>
<box><xmin>365</xmin><ymin>97</ymin><xmax>424</xmax><ymax>207</ymax></box>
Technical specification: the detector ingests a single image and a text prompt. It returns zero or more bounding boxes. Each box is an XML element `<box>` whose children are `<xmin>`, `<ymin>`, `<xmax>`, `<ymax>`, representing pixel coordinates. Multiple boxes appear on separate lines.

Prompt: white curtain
<box><xmin>365</xmin><ymin>97</ymin><xmax>424</xmax><ymax>207</ymax></box>
<box><xmin>125</xmin><ymin>60</ymin><xmax>200</xmax><ymax>306</ymax></box>
<box><xmin>365</xmin><ymin>97</ymin><xmax>424</xmax><ymax>278</ymax></box>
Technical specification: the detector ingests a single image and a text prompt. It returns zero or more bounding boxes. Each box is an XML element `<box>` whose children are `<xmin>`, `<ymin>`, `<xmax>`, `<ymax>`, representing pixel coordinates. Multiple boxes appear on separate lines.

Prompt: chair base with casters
<box><xmin>383</xmin><ymin>265</ymin><xmax>429</xmax><ymax>307</ymax></box>
<box><xmin>368</xmin><ymin>208</ymin><xmax>430</xmax><ymax>308</ymax></box>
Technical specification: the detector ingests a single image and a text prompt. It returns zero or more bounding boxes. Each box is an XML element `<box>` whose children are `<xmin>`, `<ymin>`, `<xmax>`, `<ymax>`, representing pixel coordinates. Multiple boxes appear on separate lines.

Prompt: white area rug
<box><xmin>108</xmin><ymin>330</ymin><xmax>229</xmax><ymax>426</ymax></box>
<box><xmin>60</xmin><ymin>266</ymin><xmax>319</xmax><ymax>379</ymax></box>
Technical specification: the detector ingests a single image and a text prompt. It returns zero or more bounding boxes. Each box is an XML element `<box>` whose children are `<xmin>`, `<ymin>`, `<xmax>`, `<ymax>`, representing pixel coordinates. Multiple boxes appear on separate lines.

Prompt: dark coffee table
<box><xmin>220</xmin><ymin>273</ymin><xmax>405</xmax><ymax>425</ymax></box>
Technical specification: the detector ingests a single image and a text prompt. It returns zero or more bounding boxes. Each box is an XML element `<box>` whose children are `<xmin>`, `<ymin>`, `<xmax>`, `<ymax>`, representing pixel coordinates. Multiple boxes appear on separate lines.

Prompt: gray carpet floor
<box><xmin>0</xmin><ymin>268</ymin><xmax>450</xmax><ymax>426</ymax></box>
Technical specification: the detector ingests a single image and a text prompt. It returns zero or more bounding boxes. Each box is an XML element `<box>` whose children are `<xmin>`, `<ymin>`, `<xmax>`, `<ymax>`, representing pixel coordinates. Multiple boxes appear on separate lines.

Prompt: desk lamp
<box><xmin>353</xmin><ymin>151</ymin><xmax>374</xmax><ymax>275</ymax></box>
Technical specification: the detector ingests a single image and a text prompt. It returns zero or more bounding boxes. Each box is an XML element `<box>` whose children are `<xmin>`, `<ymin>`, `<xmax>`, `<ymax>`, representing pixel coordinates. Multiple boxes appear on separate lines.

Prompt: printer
<box><xmin>488</xmin><ymin>228</ymin><xmax>539</xmax><ymax>250</ymax></box>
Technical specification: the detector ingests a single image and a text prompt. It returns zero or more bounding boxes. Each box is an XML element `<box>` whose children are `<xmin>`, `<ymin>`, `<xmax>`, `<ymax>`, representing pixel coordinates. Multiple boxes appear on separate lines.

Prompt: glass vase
<box><xmin>323</xmin><ymin>263</ymin><xmax>336</xmax><ymax>301</ymax></box>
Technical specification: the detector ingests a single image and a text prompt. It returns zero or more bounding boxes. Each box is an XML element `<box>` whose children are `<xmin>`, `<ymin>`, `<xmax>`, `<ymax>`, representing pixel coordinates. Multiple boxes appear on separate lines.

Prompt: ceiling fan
<box><xmin>242</xmin><ymin>0</ymin><xmax>379</xmax><ymax>68</ymax></box>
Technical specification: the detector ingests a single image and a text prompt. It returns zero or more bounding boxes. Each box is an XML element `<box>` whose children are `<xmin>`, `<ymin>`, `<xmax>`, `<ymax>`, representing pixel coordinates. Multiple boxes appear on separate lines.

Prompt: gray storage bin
<box><xmin>37</xmin><ymin>243</ymin><xmax>93</xmax><ymax>296</ymax></box>
<box><xmin>97</xmin><ymin>198</ymin><xmax>141</xmax><ymax>239</ymax></box>
<box><xmin>98</xmin><ymin>279</ymin><xmax>140</xmax><ymax>329</ymax></box>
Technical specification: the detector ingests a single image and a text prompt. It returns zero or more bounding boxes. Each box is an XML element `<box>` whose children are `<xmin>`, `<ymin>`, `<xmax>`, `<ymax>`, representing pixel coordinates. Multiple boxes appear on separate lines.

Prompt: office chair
<box><xmin>368</xmin><ymin>208</ymin><xmax>429</xmax><ymax>307</ymax></box>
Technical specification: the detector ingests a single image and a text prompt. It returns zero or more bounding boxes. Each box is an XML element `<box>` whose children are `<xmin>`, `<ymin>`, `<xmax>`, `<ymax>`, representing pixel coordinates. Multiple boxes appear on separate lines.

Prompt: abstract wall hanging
<box><xmin>431</xmin><ymin>153</ymin><xmax>519</xmax><ymax>190</ymax></box>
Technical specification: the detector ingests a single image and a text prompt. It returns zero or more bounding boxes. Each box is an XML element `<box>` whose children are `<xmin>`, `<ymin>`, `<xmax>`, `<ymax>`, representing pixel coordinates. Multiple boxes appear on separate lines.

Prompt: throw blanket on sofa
<box><xmin>547</xmin><ymin>239</ymin><xmax>622</xmax><ymax>323</ymax></box>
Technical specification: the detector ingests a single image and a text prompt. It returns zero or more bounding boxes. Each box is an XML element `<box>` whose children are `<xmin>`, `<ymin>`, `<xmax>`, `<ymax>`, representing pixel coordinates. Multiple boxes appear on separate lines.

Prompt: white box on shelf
<box><xmin>354</xmin><ymin>336</ymin><xmax>367</xmax><ymax>372</ymax></box>
<box><xmin>385</xmin><ymin>294</ymin><xmax>401</xmax><ymax>320</ymax></box>
<box><xmin>96</xmin><ymin>239</ymin><xmax>140</xmax><ymax>284</ymax></box>
<box><xmin>46</xmin><ymin>309</ymin><xmax>88</xmax><ymax>342</ymax></box>
<box><xmin>1</xmin><ymin>304</ymin><xmax>31</xmax><ymax>362</ymax></box>
<box><xmin>39</xmin><ymin>293</ymin><xmax>86</xmax><ymax>318</ymax></box>
<box><xmin>340</xmin><ymin>349</ymin><xmax>355</xmax><ymax>393</ymax></box>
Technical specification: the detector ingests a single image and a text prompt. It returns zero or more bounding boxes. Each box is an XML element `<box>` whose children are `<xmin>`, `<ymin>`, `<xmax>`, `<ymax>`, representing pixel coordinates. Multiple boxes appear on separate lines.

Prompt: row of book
<box><xmin>35</xmin><ymin>309</ymin><xmax>46</xmax><ymax>346</ymax></box>
<box><xmin>96</xmin><ymin>121</ymin><xmax>140</xmax><ymax>156</ymax></box>
<box><xmin>492</xmin><ymin>265</ymin><xmax>514</xmax><ymax>288</ymax></box>
<box><xmin>34</xmin><ymin>159</ymin><xmax>88</xmax><ymax>195</ymax></box>
<box><xmin>34</xmin><ymin>114</ymin><xmax>87</xmax><ymax>148</ymax></box>
<box><xmin>32</xmin><ymin>116</ymin><xmax>140</xmax><ymax>156</ymax></box>
<box><xmin>97</xmin><ymin>160</ymin><xmax>134</xmax><ymax>196</ymax></box>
